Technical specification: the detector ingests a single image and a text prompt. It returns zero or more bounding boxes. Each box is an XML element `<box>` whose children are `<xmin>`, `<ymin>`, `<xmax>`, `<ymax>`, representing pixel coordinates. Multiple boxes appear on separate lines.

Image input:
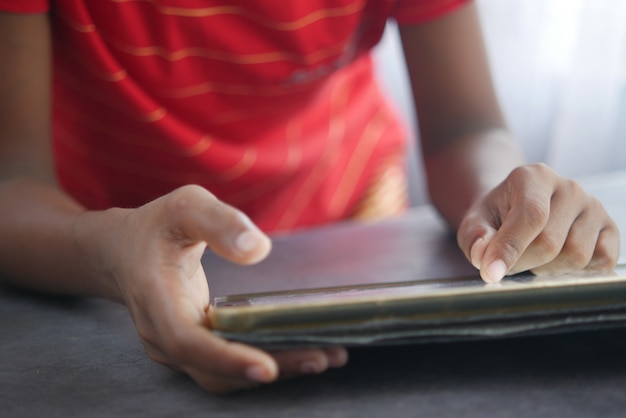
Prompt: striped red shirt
<box><xmin>1</xmin><ymin>0</ymin><xmax>470</xmax><ymax>232</ymax></box>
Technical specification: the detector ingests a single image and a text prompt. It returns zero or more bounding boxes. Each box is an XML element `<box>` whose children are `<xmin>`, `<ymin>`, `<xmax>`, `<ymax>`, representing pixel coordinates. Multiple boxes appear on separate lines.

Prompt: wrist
<box><xmin>71</xmin><ymin>207</ymin><xmax>132</xmax><ymax>302</ymax></box>
<box><xmin>424</xmin><ymin>129</ymin><xmax>524</xmax><ymax>229</ymax></box>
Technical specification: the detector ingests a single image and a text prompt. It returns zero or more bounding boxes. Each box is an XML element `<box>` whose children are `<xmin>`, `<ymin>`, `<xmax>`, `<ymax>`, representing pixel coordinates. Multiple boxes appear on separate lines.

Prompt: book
<box><xmin>203</xmin><ymin>210</ymin><xmax>626</xmax><ymax>349</ymax></box>
<box><xmin>209</xmin><ymin>267</ymin><xmax>626</xmax><ymax>349</ymax></box>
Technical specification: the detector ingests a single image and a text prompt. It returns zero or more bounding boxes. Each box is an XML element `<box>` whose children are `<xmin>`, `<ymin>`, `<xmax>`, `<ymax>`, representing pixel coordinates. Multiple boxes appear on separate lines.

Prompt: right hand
<box><xmin>97</xmin><ymin>185</ymin><xmax>347</xmax><ymax>393</ymax></box>
<box><xmin>457</xmin><ymin>164</ymin><xmax>620</xmax><ymax>282</ymax></box>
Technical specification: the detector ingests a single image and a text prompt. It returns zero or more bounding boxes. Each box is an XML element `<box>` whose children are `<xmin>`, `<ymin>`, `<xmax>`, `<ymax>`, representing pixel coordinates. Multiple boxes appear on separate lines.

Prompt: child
<box><xmin>0</xmin><ymin>0</ymin><xmax>619</xmax><ymax>393</ymax></box>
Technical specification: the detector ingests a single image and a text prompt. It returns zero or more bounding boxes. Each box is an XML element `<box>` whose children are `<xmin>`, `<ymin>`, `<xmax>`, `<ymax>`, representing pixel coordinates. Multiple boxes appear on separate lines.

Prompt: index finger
<box><xmin>479</xmin><ymin>190</ymin><xmax>552</xmax><ymax>282</ymax></box>
<box><xmin>155</xmin><ymin>299</ymin><xmax>281</xmax><ymax>384</ymax></box>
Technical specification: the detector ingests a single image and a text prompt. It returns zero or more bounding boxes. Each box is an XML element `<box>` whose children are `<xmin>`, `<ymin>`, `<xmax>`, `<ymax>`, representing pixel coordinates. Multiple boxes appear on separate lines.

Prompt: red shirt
<box><xmin>1</xmin><ymin>0</ymin><xmax>469</xmax><ymax>232</ymax></box>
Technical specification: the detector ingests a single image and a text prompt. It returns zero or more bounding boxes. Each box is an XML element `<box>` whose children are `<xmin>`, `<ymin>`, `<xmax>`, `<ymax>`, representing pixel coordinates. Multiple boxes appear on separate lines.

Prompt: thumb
<box><xmin>457</xmin><ymin>206</ymin><xmax>497</xmax><ymax>271</ymax></box>
<box><xmin>458</xmin><ymin>206</ymin><xmax>511</xmax><ymax>283</ymax></box>
<box><xmin>160</xmin><ymin>185</ymin><xmax>272</xmax><ymax>265</ymax></box>
<box><xmin>463</xmin><ymin>223</ymin><xmax>507</xmax><ymax>284</ymax></box>
<box><xmin>468</xmin><ymin>229</ymin><xmax>495</xmax><ymax>270</ymax></box>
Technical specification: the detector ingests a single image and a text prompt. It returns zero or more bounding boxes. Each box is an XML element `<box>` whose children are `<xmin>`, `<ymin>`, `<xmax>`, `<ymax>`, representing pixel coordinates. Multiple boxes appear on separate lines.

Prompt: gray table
<box><xmin>2</xmin><ymin>171</ymin><xmax>626</xmax><ymax>418</ymax></box>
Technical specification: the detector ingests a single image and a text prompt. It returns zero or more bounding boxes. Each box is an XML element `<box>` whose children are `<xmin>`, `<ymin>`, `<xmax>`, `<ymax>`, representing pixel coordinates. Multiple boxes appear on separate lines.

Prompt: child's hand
<box><xmin>457</xmin><ymin>164</ymin><xmax>620</xmax><ymax>283</ymax></box>
<box><xmin>102</xmin><ymin>185</ymin><xmax>347</xmax><ymax>393</ymax></box>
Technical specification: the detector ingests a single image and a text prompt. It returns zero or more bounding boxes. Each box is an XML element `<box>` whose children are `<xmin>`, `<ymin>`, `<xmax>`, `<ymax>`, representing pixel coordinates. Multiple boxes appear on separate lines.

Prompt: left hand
<box><xmin>457</xmin><ymin>163</ymin><xmax>620</xmax><ymax>282</ymax></box>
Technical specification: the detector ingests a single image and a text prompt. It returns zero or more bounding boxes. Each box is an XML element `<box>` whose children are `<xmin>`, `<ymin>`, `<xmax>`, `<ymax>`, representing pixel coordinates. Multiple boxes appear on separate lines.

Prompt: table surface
<box><xmin>2</xmin><ymin>170</ymin><xmax>626</xmax><ymax>418</ymax></box>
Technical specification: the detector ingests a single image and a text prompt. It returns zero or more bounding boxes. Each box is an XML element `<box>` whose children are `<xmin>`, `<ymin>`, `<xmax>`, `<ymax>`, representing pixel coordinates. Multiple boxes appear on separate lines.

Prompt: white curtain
<box><xmin>478</xmin><ymin>0</ymin><xmax>626</xmax><ymax>177</ymax></box>
<box><xmin>374</xmin><ymin>0</ymin><xmax>626</xmax><ymax>204</ymax></box>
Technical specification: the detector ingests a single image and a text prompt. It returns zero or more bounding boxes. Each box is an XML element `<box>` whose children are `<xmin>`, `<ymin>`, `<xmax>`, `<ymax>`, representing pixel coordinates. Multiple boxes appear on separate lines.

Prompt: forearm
<box><xmin>423</xmin><ymin>128</ymin><xmax>525</xmax><ymax>230</ymax></box>
<box><xmin>0</xmin><ymin>178</ymin><xmax>125</xmax><ymax>301</ymax></box>
<box><xmin>397</xmin><ymin>3</ymin><xmax>528</xmax><ymax>229</ymax></box>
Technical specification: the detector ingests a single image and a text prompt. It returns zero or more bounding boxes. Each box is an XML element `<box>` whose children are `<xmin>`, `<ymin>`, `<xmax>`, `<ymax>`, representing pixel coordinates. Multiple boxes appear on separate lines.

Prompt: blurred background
<box><xmin>374</xmin><ymin>0</ymin><xmax>626</xmax><ymax>205</ymax></box>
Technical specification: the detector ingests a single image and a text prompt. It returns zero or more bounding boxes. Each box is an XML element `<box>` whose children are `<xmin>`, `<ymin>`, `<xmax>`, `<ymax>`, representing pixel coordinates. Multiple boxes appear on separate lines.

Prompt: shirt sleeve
<box><xmin>0</xmin><ymin>0</ymin><xmax>49</xmax><ymax>13</ymax></box>
<box><xmin>391</xmin><ymin>0</ymin><xmax>473</xmax><ymax>25</ymax></box>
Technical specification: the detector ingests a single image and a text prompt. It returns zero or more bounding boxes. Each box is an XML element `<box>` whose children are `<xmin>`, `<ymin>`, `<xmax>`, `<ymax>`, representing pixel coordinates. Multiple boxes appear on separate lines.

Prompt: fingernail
<box><xmin>485</xmin><ymin>259</ymin><xmax>507</xmax><ymax>283</ymax></box>
<box><xmin>245</xmin><ymin>365</ymin><xmax>273</xmax><ymax>383</ymax></box>
<box><xmin>327</xmin><ymin>348</ymin><xmax>348</xmax><ymax>368</ymax></box>
<box><xmin>300</xmin><ymin>360</ymin><xmax>324</xmax><ymax>374</ymax></box>
<box><xmin>235</xmin><ymin>230</ymin><xmax>263</xmax><ymax>254</ymax></box>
